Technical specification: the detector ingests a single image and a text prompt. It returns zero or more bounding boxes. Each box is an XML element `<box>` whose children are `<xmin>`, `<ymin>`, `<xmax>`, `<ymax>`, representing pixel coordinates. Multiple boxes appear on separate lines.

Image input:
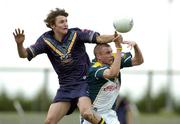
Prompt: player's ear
<box><xmin>50</xmin><ymin>22</ymin><xmax>56</xmax><ymax>29</ymax></box>
<box><xmin>96</xmin><ymin>54</ymin><xmax>102</xmax><ymax>61</ymax></box>
<box><xmin>50</xmin><ymin>24</ymin><xmax>55</xmax><ymax>29</ymax></box>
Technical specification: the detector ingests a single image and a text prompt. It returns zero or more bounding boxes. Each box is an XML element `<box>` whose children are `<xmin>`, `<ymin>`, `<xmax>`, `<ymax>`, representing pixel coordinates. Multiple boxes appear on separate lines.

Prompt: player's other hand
<box><xmin>122</xmin><ymin>41</ymin><xmax>136</xmax><ymax>50</ymax></box>
<box><xmin>13</xmin><ymin>28</ymin><xmax>25</xmax><ymax>45</ymax></box>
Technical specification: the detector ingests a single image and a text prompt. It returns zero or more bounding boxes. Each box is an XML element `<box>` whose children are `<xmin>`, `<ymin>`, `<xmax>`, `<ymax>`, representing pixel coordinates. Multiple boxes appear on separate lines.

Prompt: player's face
<box><xmin>99</xmin><ymin>47</ymin><xmax>114</xmax><ymax>65</ymax></box>
<box><xmin>53</xmin><ymin>15</ymin><xmax>68</xmax><ymax>35</ymax></box>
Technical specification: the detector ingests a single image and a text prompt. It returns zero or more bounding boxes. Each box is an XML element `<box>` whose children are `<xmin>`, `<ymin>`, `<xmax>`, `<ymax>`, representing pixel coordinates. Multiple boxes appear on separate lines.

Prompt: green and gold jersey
<box><xmin>87</xmin><ymin>52</ymin><xmax>132</xmax><ymax>112</ymax></box>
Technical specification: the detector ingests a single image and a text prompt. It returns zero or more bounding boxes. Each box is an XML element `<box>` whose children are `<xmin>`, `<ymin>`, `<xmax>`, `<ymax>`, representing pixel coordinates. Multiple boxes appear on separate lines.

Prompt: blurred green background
<box><xmin>0</xmin><ymin>112</ymin><xmax>180</xmax><ymax>124</ymax></box>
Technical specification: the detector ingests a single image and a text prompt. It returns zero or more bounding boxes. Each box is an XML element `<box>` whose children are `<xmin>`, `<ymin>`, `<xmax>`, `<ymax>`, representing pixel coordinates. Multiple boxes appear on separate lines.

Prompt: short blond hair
<box><xmin>94</xmin><ymin>43</ymin><xmax>110</xmax><ymax>59</ymax></box>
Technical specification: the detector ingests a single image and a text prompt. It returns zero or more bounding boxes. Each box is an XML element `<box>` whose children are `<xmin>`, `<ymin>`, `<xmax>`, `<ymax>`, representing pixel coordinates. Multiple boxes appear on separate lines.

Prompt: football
<box><xmin>113</xmin><ymin>17</ymin><xmax>134</xmax><ymax>33</ymax></box>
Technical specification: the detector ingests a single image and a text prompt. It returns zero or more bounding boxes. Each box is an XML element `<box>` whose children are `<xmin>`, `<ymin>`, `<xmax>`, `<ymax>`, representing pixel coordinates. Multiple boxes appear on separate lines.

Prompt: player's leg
<box><xmin>77</xmin><ymin>96</ymin><xmax>106</xmax><ymax>124</ymax></box>
<box><xmin>44</xmin><ymin>101</ymin><xmax>71</xmax><ymax>124</ymax></box>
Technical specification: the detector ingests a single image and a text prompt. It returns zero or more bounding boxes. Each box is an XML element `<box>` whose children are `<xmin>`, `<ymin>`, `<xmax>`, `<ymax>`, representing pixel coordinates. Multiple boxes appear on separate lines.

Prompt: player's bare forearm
<box><xmin>96</xmin><ymin>35</ymin><xmax>114</xmax><ymax>43</ymax></box>
<box><xmin>110</xmin><ymin>34</ymin><xmax>123</xmax><ymax>75</ymax></box>
<box><xmin>110</xmin><ymin>48</ymin><xmax>121</xmax><ymax>73</ymax></box>
<box><xmin>104</xmin><ymin>34</ymin><xmax>122</xmax><ymax>78</ymax></box>
<box><xmin>132</xmin><ymin>44</ymin><xmax>144</xmax><ymax>66</ymax></box>
<box><xmin>17</xmin><ymin>43</ymin><xmax>28</xmax><ymax>58</ymax></box>
<box><xmin>104</xmin><ymin>49</ymin><xmax>121</xmax><ymax>78</ymax></box>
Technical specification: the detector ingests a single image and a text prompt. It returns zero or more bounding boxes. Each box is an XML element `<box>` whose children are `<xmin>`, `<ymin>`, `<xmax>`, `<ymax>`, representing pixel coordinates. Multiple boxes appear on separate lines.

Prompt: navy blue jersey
<box><xmin>26</xmin><ymin>28</ymin><xmax>99</xmax><ymax>86</ymax></box>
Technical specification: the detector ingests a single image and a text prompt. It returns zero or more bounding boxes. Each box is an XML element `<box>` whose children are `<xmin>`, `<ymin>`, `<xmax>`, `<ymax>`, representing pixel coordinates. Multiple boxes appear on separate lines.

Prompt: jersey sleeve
<box><xmin>93</xmin><ymin>66</ymin><xmax>109</xmax><ymax>79</ymax></box>
<box><xmin>77</xmin><ymin>29</ymin><xmax>100</xmax><ymax>43</ymax></box>
<box><xmin>26</xmin><ymin>35</ymin><xmax>48</xmax><ymax>61</ymax></box>
<box><xmin>121</xmin><ymin>52</ymin><xmax>133</xmax><ymax>69</ymax></box>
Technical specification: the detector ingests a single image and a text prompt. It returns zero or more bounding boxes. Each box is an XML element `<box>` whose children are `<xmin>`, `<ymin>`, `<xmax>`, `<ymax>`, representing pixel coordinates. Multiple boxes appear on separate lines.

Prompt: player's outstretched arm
<box><xmin>132</xmin><ymin>42</ymin><xmax>144</xmax><ymax>66</ymax></box>
<box><xmin>96</xmin><ymin>34</ymin><xmax>115</xmax><ymax>43</ymax></box>
<box><xmin>13</xmin><ymin>28</ymin><xmax>28</xmax><ymax>58</ymax></box>
<box><xmin>122</xmin><ymin>41</ymin><xmax>144</xmax><ymax>66</ymax></box>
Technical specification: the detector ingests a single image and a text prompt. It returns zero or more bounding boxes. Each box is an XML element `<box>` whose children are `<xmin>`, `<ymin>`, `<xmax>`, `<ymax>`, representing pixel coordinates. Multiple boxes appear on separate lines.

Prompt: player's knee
<box><xmin>44</xmin><ymin>117</ymin><xmax>56</xmax><ymax>124</ymax></box>
<box><xmin>44</xmin><ymin>118</ymin><xmax>50</xmax><ymax>124</ymax></box>
<box><xmin>81</xmin><ymin>109</ymin><xmax>93</xmax><ymax>121</ymax></box>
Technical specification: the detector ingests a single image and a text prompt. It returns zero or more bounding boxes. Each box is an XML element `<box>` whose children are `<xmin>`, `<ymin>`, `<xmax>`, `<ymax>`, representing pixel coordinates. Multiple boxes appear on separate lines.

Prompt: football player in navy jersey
<box><xmin>13</xmin><ymin>8</ymin><xmax>119</xmax><ymax>124</ymax></box>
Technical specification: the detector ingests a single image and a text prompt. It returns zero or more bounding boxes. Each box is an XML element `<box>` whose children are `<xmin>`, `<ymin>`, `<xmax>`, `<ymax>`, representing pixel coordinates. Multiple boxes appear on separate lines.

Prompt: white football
<box><xmin>113</xmin><ymin>17</ymin><xmax>134</xmax><ymax>33</ymax></box>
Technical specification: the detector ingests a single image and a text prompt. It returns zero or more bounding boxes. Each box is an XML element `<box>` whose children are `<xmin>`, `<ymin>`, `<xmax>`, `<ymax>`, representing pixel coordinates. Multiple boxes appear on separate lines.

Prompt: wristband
<box><xmin>116</xmin><ymin>47</ymin><xmax>122</xmax><ymax>51</ymax></box>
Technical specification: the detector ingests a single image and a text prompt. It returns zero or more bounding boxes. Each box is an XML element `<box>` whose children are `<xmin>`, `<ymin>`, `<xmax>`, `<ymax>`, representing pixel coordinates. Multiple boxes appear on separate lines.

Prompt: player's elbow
<box><xmin>132</xmin><ymin>57</ymin><xmax>144</xmax><ymax>66</ymax></box>
<box><xmin>111</xmin><ymin>70</ymin><xmax>119</xmax><ymax>77</ymax></box>
<box><xmin>105</xmin><ymin>69</ymin><xmax>120</xmax><ymax>78</ymax></box>
<box><xmin>96</xmin><ymin>36</ymin><xmax>102</xmax><ymax>43</ymax></box>
<box><xmin>19</xmin><ymin>54</ymin><xmax>27</xmax><ymax>58</ymax></box>
<box><xmin>140</xmin><ymin>57</ymin><xmax>144</xmax><ymax>64</ymax></box>
<box><xmin>137</xmin><ymin>57</ymin><xmax>144</xmax><ymax>65</ymax></box>
<box><xmin>19</xmin><ymin>55</ymin><xmax>25</xmax><ymax>58</ymax></box>
<box><xmin>18</xmin><ymin>51</ymin><xmax>28</xmax><ymax>58</ymax></box>
<box><xmin>81</xmin><ymin>110</ymin><xmax>94</xmax><ymax>122</ymax></box>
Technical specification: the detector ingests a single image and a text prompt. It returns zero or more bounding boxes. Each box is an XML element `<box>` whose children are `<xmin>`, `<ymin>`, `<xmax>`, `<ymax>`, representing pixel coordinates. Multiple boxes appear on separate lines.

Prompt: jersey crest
<box><xmin>43</xmin><ymin>31</ymin><xmax>77</xmax><ymax>64</ymax></box>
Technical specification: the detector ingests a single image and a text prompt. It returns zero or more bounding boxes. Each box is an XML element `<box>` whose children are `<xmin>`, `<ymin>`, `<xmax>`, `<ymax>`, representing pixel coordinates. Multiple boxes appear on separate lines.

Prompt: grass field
<box><xmin>0</xmin><ymin>112</ymin><xmax>180</xmax><ymax>124</ymax></box>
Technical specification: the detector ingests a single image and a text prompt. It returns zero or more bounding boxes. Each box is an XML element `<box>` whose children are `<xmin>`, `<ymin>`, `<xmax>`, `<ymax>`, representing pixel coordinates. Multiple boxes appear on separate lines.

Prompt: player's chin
<box><xmin>109</xmin><ymin>60</ymin><xmax>113</xmax><ymax>65</ymax></box>
<box><xmin>62</xmin><ymin>30</ymin><xmax>68</xmax><ymax>35</ymax></box>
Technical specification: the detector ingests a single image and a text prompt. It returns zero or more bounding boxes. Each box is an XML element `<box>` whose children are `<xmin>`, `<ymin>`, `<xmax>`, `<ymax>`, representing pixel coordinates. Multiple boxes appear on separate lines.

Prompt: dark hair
<box><xmin>94</xmin><ymin>43</ymin><xmax>110</xmax><ymax>59</ymax></box>
<box><xmin>44</xmin><ymin>8</ymin><xmax>68</xmax><ymax>28</ymax></box>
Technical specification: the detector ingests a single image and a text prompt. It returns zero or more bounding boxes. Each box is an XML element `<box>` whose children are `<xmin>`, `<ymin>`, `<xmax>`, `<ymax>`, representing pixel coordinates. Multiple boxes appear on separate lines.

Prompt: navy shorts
<box><xmin>53</xmin><ymin>82</ymin><xmax>89</xmax><ymax>115</ymax></box>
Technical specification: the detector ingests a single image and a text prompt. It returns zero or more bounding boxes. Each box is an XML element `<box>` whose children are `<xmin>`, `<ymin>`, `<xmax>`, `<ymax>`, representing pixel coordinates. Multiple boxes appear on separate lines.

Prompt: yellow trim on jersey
<box><xmin>92</xmin><ymin>62</ymin><xmax>103</xmax><ymax>67</ymax></box>
<box><xmin>100</xmin><ymin>118</ymin><xmax>105</xmax><ymax>124</ymax></box>
<box><xmin>43</xmin><ymin>38</ymin><xmax>64</xmax><ymax>56</ymax></box>
<box><xmin>43</xmin><ymin>31</ymin><xmax>77</xmax><ymax>59</ymax></box>
<box><xmin>67</xmin><ymin>31</ymin><xmax>77</xmax><ymax>53</ymax></box>
<box><xmin>113</xmin><ymin>53</ymin><xmax>116</xmax><ymax>58</ymax></box>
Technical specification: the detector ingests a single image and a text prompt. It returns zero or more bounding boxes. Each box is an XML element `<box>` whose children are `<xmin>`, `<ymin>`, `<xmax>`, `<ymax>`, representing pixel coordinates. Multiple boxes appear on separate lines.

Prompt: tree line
<box><xmin>0</xmin><ymin>87</ymin><xmax>180</xmax><ymax>114</ymax></box>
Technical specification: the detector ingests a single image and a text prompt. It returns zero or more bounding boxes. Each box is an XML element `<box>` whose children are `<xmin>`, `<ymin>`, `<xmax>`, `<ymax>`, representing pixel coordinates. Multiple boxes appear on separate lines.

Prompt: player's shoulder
<box><xmin>122</xmin><ymin>52</ymin><xmax>132</xmax><ymax>59</ymax></box>
<box><xmin>40</xmin><ymin>30</ymin><xmax>53</xmax><ymax>38</ymax></box>
<box><xmin>69</xmin><ymin>27</ymin><xmax>81</xmax><ymax>32</ymax></box>
<box><xmin>92</xmin><ymin>62</ymin><xmax>103</xmax><ymax>68</ymax></box>
<box><xmin>36</xmin><ymin>30</ymin><xmax>53</xmax><ymax>42</ymax></box>
<box><xmin>69</xmin><ymin>27</ymin><xmax>94</xmax><ymax>33</ymax></box>
<box><xmin>90</xmin><ymin>62</ymin><xmax>109</xmax><ymax>72</ymax></box>
<box><xmin>42</xmin><ymin>30</ymin><xmax>53</xmax><ymax>35</ymax></box>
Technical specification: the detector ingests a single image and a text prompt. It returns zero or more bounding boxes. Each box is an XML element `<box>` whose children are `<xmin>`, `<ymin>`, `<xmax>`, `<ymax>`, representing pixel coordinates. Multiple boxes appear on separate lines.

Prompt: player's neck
<box><xmin>98</xmin><ymin>60</ymin><xmax>111</xmax><ymax>66</ymax></box>
<box><xmin>54</xmin><ymin>32</ymin><xmax>64</xmax><ymax>42</ymax></box>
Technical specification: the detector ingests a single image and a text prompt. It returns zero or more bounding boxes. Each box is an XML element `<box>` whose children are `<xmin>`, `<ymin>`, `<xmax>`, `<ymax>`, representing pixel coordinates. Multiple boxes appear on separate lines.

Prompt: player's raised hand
<box><xmin>13</xmin><ymin>28</ymin><xmax>25</xmax><ymax>44</ymax></box>
<box><xmin>113</xmin><ymin>31</ymin><xmax>123</xmax><ymax>48</ymax></box>
<box><xmin>122</xmin><ymin>41</ymin><xmax>136</xmax><ymax>50</ymax></box>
